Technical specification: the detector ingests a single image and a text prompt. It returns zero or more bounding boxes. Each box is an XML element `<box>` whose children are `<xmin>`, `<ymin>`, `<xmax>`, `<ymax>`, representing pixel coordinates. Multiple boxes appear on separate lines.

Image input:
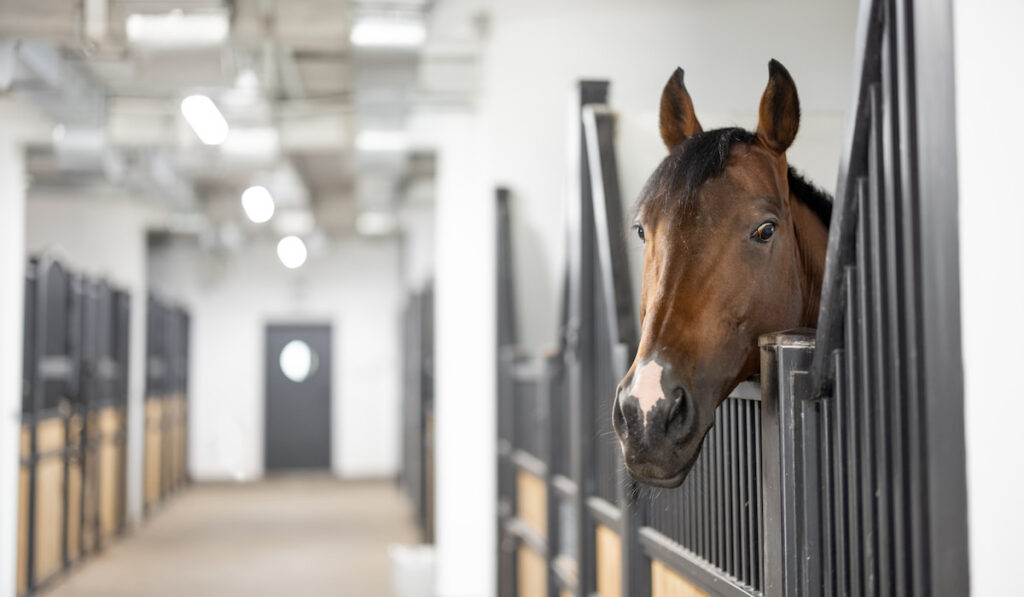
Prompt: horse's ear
<box><xmin>755</xmin><ymin>59</ymin><xmax>801</xmax><ymax>154</ymax></box>
<box><xmin>660</xmin><ymin>67</ymin><xmax>703</xmax><ymax>150</ymax></box>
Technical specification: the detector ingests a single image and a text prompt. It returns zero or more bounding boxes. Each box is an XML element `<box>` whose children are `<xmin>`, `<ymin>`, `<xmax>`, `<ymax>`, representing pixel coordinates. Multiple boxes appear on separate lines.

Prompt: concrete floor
<box><xmin>40</xmin><ymin>477</ymin><xmax>420</xmax><ymax>597</ymax></box>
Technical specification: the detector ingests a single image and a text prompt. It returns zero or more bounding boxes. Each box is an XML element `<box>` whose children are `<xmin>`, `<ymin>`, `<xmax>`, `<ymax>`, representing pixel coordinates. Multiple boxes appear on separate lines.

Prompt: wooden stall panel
<box><xmin>99</xmin><ymin>407</ymin><xmax>120</xmax><ymax>539</ymax></box>
<box><xmin>172</xmin><ymin>395</ymin><xmax>184</xmax><ymax>488</ymax></box>
<box><xmin>517</xmin><ymin>545</ymin><xmax>547</xmax><ymax>597</ymax></box>
<box><xmin>651</xmin><ymin>560</ymin><xmax>710</xmax><ymax>597</ymax></box>
<box><xmin>516</xmin><ymin>470</ymin><xmax>547</xmax><ymax>540</ymax></box>
<box><xmin>17</xmin><ymin>426</ymin><xmax>30</xmax><ymax>596</ymax></box>
<box><xmin>82</xmin><ymin>412</ymin><xmax>100</xmax><ymax>553</ymax></box>
<box><xmin>596</xmin><ymin>524</ymin><xmax>622</xmax><ymax>597</ymax></box>
<box><xmin>67</xmin><ymin>455</ymin><xmax>82</xmax><ymax>561</ymax></box>
<box><xmin>33</xmin><ymin>418</ymin><xmax>65</xmax><ymax>583</ymax></box>
<box><xmin>66</xmin><ymin>415</ymin><xmax>83</xmax><ymax>562</ymax></box>
<box><xmin>145</xmin><ymin>399</ymin><xmax>162</xmax><ymax>508</ymax></box>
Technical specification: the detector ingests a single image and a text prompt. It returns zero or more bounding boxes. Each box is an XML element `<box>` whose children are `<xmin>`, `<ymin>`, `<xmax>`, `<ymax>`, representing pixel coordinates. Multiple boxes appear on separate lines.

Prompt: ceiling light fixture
<box><xmin>277</xmin><ymin>236</ymin><xmax>308</xmax><ymax>269</ymax></box>
<box><xmin>241</xmin><ymin>186</ymin><xmax>275</xmax><ymax>223</ymax></box>
<box><xmin>356</xmin><ymin>211</ymin><xmax>398</xmax><ymax>236</ymax></box>
<box><xmin>350</xmin><ymin>17</ymin><xmax>426</xmax><ymax>48</ymax></box>
<box><xmin>126</xmin><ymin>12</ymin><xmax>229</xmax><ymax>48</ymax></box>
<box><xmin>355</xmin><ymin>130</ymin><xmax>409</xmax><ymax>152</ymax></box>
<box><xmin>180</xmin><ymin>94</ymin><xmax>229</xmax><ymax>145</ymax></box>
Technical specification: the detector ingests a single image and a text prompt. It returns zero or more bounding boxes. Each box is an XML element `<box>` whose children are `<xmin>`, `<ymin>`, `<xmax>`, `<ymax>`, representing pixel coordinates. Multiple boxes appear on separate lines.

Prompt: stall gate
<box><xmin>144</xmin><ymin>295</ymin><xmax>190</xmax><ymax>513</ymax></box>
<box><xmin>17</xmin><ymin>256</ymin><xmax>131</xmax><ymax>596</ymax></box>
<box><xmin>495</xmin><ymin>0</ymin><xmax>967</xmax><ymax>595</ymax></box>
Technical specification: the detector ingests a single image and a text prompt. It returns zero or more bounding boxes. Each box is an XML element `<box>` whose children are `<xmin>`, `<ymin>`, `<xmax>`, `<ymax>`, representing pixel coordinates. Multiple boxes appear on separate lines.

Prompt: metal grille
<box><xmin>513</xmin><ymin>371</ymin><xmax>543</xmax><ymax>460</ymax></box>
<box><xmin>644</xmin><ymin>395</ymin><xmax>764</xmax><ymax>593</ymax></box>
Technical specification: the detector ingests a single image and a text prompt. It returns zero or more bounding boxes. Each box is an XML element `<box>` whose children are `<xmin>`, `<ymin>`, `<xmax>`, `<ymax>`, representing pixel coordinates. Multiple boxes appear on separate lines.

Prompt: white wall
<box><xmin>431</xmin><ymin>113</ymin><xmax>494</xmax><ymax>597</ymax></box>
<box><xmin>480</xmin><ymin>0</ymin><xmax>858</xmax><ymax>353</ymax></box>
<box><xmin>148</xmin><ymin>237</ymin><xmax>402</xmax><ymax>480</ymax></box>
<box><xmin>25</xmin><ymin>194</ymin><xmax>156</xmax><ymax>526</ymax></box>
<box><xmin>953</xmin><ymin>1</ymin><xmax>1024</xmax><ymax>594</ymax></box>
<box><xmin>0</xmin><ymin>97</ymin><xmax>50</xmax><ymax>597</ymax></box>
<box><xmin>0</xmin><ymin>138</ymin><xmax>24</xmax><ymax>597</ymax></box>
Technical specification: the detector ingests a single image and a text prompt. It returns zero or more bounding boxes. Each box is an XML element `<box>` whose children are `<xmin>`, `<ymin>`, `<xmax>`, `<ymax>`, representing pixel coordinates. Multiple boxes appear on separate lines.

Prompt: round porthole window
<box><xmin>279</xmin><ymin>340</ymin><xmax>317</xmax><ymax>383</ymax></box>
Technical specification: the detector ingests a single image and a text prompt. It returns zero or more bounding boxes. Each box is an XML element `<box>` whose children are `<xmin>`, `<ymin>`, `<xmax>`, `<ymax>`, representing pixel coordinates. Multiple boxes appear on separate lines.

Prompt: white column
<box><xmin>433</xmin><ymin>113</ymin><xmax>496</xmax><ymax>597</ymax></box>
<box><xmin>954</xmin><ymin>1</ymin><xmax>1024</xmax><ymax>595</ymax></box>
<box><xmin>0</xmin><ymin>116</ymin><xmax>27</xmax><ymax>597</ymax></box>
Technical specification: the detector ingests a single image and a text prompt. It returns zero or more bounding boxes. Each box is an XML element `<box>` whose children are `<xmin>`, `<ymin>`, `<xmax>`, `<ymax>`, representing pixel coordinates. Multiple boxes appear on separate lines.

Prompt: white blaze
<box><xmin>629</xmin><ymin>360</ymin><xmax>666</xmax><ymax>426</ymax></box>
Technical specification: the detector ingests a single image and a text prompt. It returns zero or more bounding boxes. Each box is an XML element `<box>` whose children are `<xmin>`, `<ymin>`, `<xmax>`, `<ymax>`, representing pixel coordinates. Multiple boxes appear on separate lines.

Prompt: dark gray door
<box><xmin>265</xmin><ymin>324</ymin><xmax>331</xmax><ymax>470</ymax></box>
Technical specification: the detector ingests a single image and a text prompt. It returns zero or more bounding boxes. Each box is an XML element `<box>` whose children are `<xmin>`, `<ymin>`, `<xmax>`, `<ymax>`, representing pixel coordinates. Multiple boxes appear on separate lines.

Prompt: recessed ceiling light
<box><xmin>126</xmin><ymin>12</ymin><xmax>229</xmax><ymax>48</ymax></box>
<box><xmin>350</xmin><ymin>17</ymin><xmax>426</xmax><ymax>48</ymax></box>
<box><xmin>277</xmin><ymin>236</ymin><xmax>308</xmax><ymax>269</ymax></box>
<box><xmin>355</xmin><ymin>130</ymin><xmax>409</xmax><ymax>152</ymax></box>
<box><xmin>356</xmin><ymin>211</ymin><xmax>398</xmax><ymax>236</ymax></box>
<box><xmin>241</xmin><ymin>186</ymin><xmax>275</xmax><ymax>223</ymax></box>
<box><xmin>180</xmin><ymin>95</ymin><xmax>229</xmax><ymax>145</ymax></box>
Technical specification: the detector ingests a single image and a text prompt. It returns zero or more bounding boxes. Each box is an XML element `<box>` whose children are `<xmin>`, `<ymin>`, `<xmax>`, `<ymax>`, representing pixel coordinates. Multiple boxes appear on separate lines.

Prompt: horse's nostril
<box><xmin>613</xmin><ymin>394</ymin><xmax>628</xmax><ymax>440</ymax></box>
<box><xmin>665</xmin><ymin>387</ymin><xmax>686</xmax><ymax>431</ymax></box>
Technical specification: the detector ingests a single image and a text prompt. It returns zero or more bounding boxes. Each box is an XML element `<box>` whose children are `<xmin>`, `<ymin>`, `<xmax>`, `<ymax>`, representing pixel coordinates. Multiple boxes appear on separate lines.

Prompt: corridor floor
<box><xmin>39</xmin><ymin>477</ymin><xmax>420</xmax><ymax>597</ymax></box>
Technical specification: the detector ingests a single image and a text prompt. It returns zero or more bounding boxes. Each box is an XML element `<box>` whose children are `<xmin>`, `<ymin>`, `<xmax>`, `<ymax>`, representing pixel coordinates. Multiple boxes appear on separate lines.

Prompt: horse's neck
<box><xmin>790</xmin><ymin>195</ymin><xmax>829</xmax><ymax>327</ymax></box>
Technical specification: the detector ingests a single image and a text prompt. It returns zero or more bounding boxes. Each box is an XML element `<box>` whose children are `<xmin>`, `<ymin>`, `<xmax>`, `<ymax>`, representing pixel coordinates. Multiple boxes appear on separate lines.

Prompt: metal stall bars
<box><xmin>17</xmin><ymin>259</ymin><xmax>38</xmax><ymax>596</ymax></box>
<box><xmin>144</xmin><ymin>295</ymin><xmax>164</xmax><ymax>512</ymax></box>
<box><xmin>19</xmin><ymin>256</ymin><xmax>80</xmax><ymax>595</ymax></box>
<box><xmin>495</xmin><ymin>185</ymin><xmax>556</xmax><ymax>597</ymax></box>
<box><xmin>495</xmin><ymin>81</ymin><xmax>644</xmax><ymax>597</ymax></box>
<box><xmin>800</xmin><ymin>0</ymin><xmax>968</xmax><ymax>595</ymax></box>
<box><xmin>78</xmin><ymin>280</ymin><xmax>131</xmax><ymax>551</ymax></box>
<box><xmin>400</xmin><ymin>284</ymin><xmax>436</xmax><ymax>543</ymax></box>
<box><xmin>144</xmin><ymin>295</ymin><xmax>191</xmax><ymax>514</ymax></box>
<box><xmin>17</xmin><ymin>256</ymin><xmax>132</xmax><ymax>597</ymax></box>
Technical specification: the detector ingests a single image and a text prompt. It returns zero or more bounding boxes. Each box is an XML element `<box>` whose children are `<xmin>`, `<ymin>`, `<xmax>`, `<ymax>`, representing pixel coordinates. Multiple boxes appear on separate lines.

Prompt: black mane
<box><xmin>636</xmin><ymin>127</ymin><xmax>833</xmax><ymax>226</ymax></box>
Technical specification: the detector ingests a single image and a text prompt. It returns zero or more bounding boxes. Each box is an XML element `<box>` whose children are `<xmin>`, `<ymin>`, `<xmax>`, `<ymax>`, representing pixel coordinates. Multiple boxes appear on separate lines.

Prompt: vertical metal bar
<box><xmin>723</xmin><ymin>400</ymin><xmax>733</xmax><ymax>576</ymax></box>
<box><xmin>857</xmin><ymin>115</ymin><xmax>879</xmax><ymax>596</ymax></box>
<box><xmin>717</xmin><ymin>403</ymin><xmax>725</xmax><ymax>571</ymax></box>
<box><xmin>879</xmin><ymin>2</ymin><xmax>909</xmax><ymax>591</ymax></box>
<box><xmin>832</xmin><ymin>350</ymin><xmax>849</xmax><ymax>597</ymax></box>
<box><xmin>741</xmin><ymin>399</ymin><xmax>749</xmax><ymax>585</ymax></box>
<box><xmin>845</xmin><ymin>263</ymin><xmax>863</xmax><ymax>597</ymax></box>
<box><xmin>869</xmin><ymin>49</ymin><xmax>895</xmax><ymax>596</ymax></box>
<box><xmin>568</xmin><ymin>80</ymin><xmax>608</xmax><ymax>597</ymax></box>
<box><xmin>755</xmin><ymin>402</ymin><xmax>763</xmax><ymax>592</ymax></box>
<box><xmin>820</xmin><ymin>398</ymin><xmax>834</xmax><ymax>597</ymax></box>
<box><xmin>700</xmin><ymin>436</ymin><xmax>709</xmax><ymax>562</ymax></box>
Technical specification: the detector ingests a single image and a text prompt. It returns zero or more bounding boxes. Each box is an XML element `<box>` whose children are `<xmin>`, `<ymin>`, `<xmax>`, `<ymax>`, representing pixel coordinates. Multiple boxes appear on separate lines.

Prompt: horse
<box><xmin>612</xmin><ymin>60</ymin><xmax>832</xmax><ymax>488</ymax></box>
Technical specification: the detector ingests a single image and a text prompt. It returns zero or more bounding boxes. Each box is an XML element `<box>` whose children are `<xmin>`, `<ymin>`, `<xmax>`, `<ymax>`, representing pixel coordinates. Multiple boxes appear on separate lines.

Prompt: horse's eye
<box><xmin>635</xmin><ymin>225</ymin><xmax>645</xmax><ymax>242</ymax></box>
<box><xmin>752</xmin><ymin>222</ymin><xmax>776</xmax><ymax>242</ymax></box>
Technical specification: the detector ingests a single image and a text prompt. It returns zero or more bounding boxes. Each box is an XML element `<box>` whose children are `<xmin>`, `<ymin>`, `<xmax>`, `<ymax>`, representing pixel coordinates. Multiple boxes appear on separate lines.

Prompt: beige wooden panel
<box><xmin>145</xmin><ymin>400</ymin><xmax>162</xmax><ymax>507</ymax></box>
<box><xmin>17</xmin><ymin>426</ymin><xmax>30</xmax><ymax>596</ymax></box>
<box><xmin>99</xmin><ymin>410</ymin><xmax>119</xmax><ymax>539</ymax></box>
<box><xmin>36</xmin><ymin>418</ymin><xmax>64</xmax><ymax>453</ymax></box>
<box><xmin>82</xmin><ymin>412</ymin><xmax>99</xmax><ymax>554</ymax></box>
<box><xmin>98</xmin><ymin>406</ymin><xmax>119</xmax><ymax>434</ymax></box>
<box><xmin>596</xmin><ymin>524</ymin><xmax>622</xmax><ymax>597</ymax></box>
<box><xmin>66</xmin><ymin>457</ymin><xmax>82</xmax><ymax>561</ymax></box>
<box><xmin>561</xmin><ymin>591</ymin><xmax>574</xmax><ymax>597</ymax></box>
<box><xmin>20</xmin><ymin>423</ymin><xmax>30</xmax><ymax>455</ymax></box>
<box><xmin>652</xmin><ymin>559</ymin><xmax>710</xmax><ymax>597</ymax></box>
<box><xmin>33</xmin><ymin>451</ymin><xmax>65</xmax><ymax>582</ymax></box>
<box><xmin>517</xmin><ymin>545</ymin><xmax>547</xmax><ymax>597</ymax></box>
<box><xmin>516</xmin><ymin>470</ymin><xmax>547</xmax><ymax>540</ymax></box>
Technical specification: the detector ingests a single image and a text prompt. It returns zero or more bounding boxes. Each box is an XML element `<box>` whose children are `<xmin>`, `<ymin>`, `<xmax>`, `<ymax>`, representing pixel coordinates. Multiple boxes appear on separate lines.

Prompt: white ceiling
<box><xmin>1</xmin><ymin>0</ymin><xmax>484</xmax><ymax>242</ymax></box>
